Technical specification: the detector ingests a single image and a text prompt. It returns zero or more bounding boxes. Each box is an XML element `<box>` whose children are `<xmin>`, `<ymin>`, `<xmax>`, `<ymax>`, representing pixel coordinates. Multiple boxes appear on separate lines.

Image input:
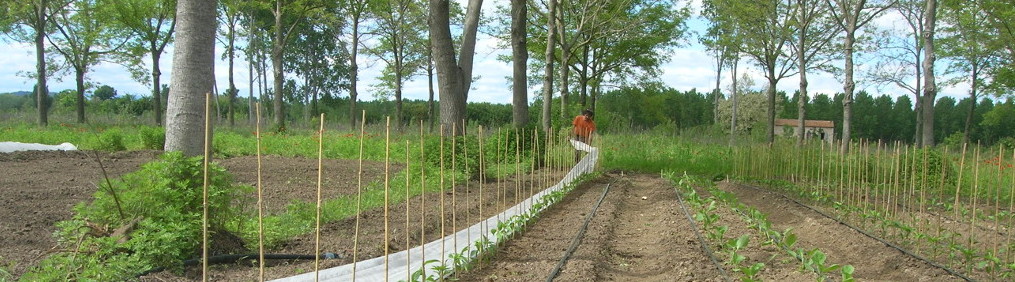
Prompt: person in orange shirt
<box><xmin>572</xmin><ymin>109</ymin><xmax>596</xmax><ymax>162</ymax></box>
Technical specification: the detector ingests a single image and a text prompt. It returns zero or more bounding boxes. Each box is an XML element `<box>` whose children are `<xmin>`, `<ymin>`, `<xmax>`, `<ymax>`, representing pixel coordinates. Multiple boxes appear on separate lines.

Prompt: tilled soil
<box><xmin>0</xmin><ymin>150</ymin><xmax>392</xmax><ymax>279</ymax></box>
<box><xmin>717</xmin><ymin>181</ymin><xmax>964</xmax><ymax>281</ymax></box>
<box><xmin>459</xmin><ymin>173</ymin><xmax>728</xmax><ymax>281</ymax></box>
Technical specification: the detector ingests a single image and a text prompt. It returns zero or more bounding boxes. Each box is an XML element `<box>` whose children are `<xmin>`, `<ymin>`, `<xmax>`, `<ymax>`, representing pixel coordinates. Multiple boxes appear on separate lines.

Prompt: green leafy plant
<box><xmin>95</xmin><ymin>128</ymin><xmax>126</xmax><ymax>151</ymax></box>
<box><xmin>138</xmin><ymin>126</ymin><xmax>165</xmax><ymax>150</ymax></box>
<box><xmin>22</xmin><ymin>152</ymin><xmax>252</xmax><ymax>280</ymax></box>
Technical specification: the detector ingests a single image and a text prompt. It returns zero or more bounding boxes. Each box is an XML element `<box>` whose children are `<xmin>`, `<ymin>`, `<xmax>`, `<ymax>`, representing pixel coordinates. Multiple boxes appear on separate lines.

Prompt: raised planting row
<box><xmin>711</xmin><ymin>177</ymin><xmax>968</xmax><ymax>281</ymax></box>
<box><xmin>665</xmin><ymin>171</ymin><xmax>816</xmax><ymax>282</ymax></box>
<box><xmin>747</xmin><ymin>177</ymin><xmax>997</xmax><ymax>280</ymax></box>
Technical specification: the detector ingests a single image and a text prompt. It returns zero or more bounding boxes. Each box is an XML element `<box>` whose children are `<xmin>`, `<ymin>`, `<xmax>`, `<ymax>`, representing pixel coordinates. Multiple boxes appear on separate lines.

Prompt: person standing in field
<box><xmin>572</xmin><ymin>109</ymin><xmax>596</xmax><ymax>162</ymax></box>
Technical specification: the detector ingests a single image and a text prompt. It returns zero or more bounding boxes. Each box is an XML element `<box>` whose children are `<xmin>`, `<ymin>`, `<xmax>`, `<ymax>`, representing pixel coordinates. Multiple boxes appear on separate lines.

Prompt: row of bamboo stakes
<box><xmin>731</xmin><ymin>138</ymin><xmax>1014</xmax><ymax>279</ymax></box>
<box><xmin>196</xmin><ymin>96</ymin><xmax>580</xmax><ymax>281</ymax></box>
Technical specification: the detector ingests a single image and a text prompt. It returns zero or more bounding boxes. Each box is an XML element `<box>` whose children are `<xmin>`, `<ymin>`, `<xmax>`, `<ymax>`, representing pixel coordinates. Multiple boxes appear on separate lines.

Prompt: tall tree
<box><xmin>48</xmin><ymin>0</ymin><xmax>124</xmax><ymax>123</ymax></box>
<box><xmin>940</xmin><ymin>0</ymin><xmax>999</xmax><ymax>145</ymax></box>
<box><xmin>703</xmin><ymin>0</ymin><xmax>744</xmax><ymax>126</ymax></box>
<box><xmin>539</xmin><ymin>0</ymin><xmax>557</xmax><ymax>132</ymax></box>
<box><xmin>339</xmin><ymin>0</ymin><xmax>370</xmax><ymax>129</ymax></box>
<box><xmin>872</xmin><ymin>0</ymin><xmax>925</xmax><ymax>145</ymax></box>
<box><xmin>825</xmin><ymin>0</ymin><xmax>893</xmax><ymax>151</ymax></box>
<box><xmin>790</xmin><ymin>0</ymin><xmax>837</xmax><ymax>145</ymax></box>
<box><xmin>368</xmin><ymin>0</ymin><xmax>426</xmax><ymax>129</ymax></box>
<box><xmin>218</xmin><ymin>0</ymin><xmax>242</xmax><ymax>126</ymax></box>
<box><xmin>712</xmin><ymin>0</ymin><xmax>797</xmax><ymax>144</ymax></box>
<box><xmin>164</xmin><ymin>0</ymin><xmax>216</xmax><ymax>156</ymax></box>
<box><xmin>428</xmin><ymin>0</ymin><xmax>482</xmax><ymax>135</ymax></box>
<box><xmin>266</xmin><ymin>0</ymin><xmax>328</xmax><ymax>131</ymax></box>
<box><xmin>920</xmin><ymin>0</ymin><xmax>938</xmax><ymax>146</ymax></box>
<box><xmin>510</xmin><ymin>0</ymin><xmax>528</xmax><ymax>128</ymax></box>
<box><xmin>1</xmin><ymin>0</ymin><xmax>70</xmax><ymax>126</ymax></box>
<box><xmin>109</xmin><ymin>0</ymin><xmax>176</xmax><ymax>125</ymax></box>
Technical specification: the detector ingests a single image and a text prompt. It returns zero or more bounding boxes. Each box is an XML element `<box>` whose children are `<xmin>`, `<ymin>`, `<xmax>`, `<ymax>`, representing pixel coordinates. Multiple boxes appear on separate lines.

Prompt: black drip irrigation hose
<box><xmin>734</xmin><ymin>183</ymin><xmax>975</xmax><ymax>282</ymax></box>
<box><xmin>546</xmin><ymin>182</ymin><xmax>612</xmax><ymax>282</ymax></box>
<box><xmin>137</xmin><ymin>252</ymin><xmax>341</xmax><ymax>277</ymax></box>
<box><xmin>673</xmin><ymin>182</ymin><xmax>733</xmax><ymax>282</ymax></box>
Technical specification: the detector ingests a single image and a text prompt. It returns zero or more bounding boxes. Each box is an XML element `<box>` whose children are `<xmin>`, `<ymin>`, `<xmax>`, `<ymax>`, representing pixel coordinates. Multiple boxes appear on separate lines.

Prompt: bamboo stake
<box><xmin>451</xmin><ymin>124</ymin><xmax>457</xmax><ymax>258</ymax></box>
<box><xmin>405</xmin><ymin>140</ymin><xmax>410</xmax><ymax>282</ymax></box>
<box><xmin>384</xmin><ymin>116</ymin><xmax>390</xmax><ymax>282</ymax></box>
<box><xmin>891</xmin><ymin>142</ymin><xmax>901</xmax><ymax>221</ymax></box>
<box><xmin>1008</xmin><ymin>148</ymin><xmax>1014</xmax><ymax>264</ymax></box>
<box><xmin>418</xmin><ymin>120</ymin><xmax>426</xmax><ymax>279</ymax></box>
<box><xmin>921</xmin><ymin>145</ymin><xmax>929</xmax><ymax>219</ymax></box>
<box><xmin>995</xmin><ymin>147</ymin><xmax>1004</xmax><ymax>257</ymax></box>
<box><xmin>353</xmin><ymin>111</ymin><xmax>366</xmax><ymax>281</ymax></box>
<box><xmin>478</xmin><ymin>126</ymin><xmax>485</xmax><ymax>265</ymax></box>
<box><xmin>201</xmin><ymin>92</ymin><xmax>211</xmax><ymax>282</ymax></box>
<box><xmin>314</xmin><ymin>113</ymin><xmax>325</xmax><ymax>279</ymax></box>
<box><xmin>971</xmin><ymin>144</ymin><xmax>980</xmax><ymax>247</ymax></box>
<box><xmin>462</xmin><ymin>124</ymin><xmax>470</xmax><ymax>258</ymax></box>
<box><xmin>255</xmin><ymin>103</ymin><xmax>265</xmax><ymax>281</ymax></box>
<box><xmin>954</xmin><ymin>143</ymin><xmax>968</xmax><ymax>221</ymax></box>
<box><xmin>439</xmin><ymin>124</ymin><xmax>446</xmax><ymax>267</ymax></box>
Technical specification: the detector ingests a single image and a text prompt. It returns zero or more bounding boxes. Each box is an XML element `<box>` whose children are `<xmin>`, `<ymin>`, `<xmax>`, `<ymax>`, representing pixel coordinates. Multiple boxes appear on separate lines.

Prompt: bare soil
<box><xmin>0</xmin><ymin>149</ymin><xmax>562</xmax><ymax>281</ymax></box>
<box><xmin>2</xmin><ymin>149</ymin><xmax>973</xmax><ymax>281</ymax></box>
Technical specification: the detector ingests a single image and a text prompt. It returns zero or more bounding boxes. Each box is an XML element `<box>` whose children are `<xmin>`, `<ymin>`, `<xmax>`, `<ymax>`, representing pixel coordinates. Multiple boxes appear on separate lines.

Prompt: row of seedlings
<box><xmin>666</xmin><ymin>172</ymin><xmax>847</xmax><ymax>281</ymax></box>
<box><xmin>730</xmin><ymin>139</ymin><xmax>1014</xmax><ymax>280</ymax></box>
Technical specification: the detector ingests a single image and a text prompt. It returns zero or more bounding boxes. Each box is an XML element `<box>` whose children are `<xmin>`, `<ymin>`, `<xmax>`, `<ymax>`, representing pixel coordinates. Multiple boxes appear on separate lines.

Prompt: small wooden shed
<box><xmin>774</xmin><ymin>119</ymin><xmax>835</xmax><ymax>144</ymax></box>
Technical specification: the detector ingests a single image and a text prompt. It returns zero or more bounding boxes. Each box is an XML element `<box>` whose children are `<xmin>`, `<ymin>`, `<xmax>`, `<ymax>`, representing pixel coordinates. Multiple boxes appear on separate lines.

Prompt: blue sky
<box><xmin>0</xmin><ymin>1</ymin><xmax>972</xmax><ymax>104</ymax></box>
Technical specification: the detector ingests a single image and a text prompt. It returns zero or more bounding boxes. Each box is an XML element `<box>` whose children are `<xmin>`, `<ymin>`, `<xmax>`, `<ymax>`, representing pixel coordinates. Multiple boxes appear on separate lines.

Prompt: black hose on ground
<box><xmin>137</xmin><ymin>252</ymin><xmax>341</xmax><ymax>277</ymax></box>
<box><xmin>546</xmin><ymin>182</ymin><xmax>612</xmax><ymax>282</ymax></box>
<box><xmin>734</xmin><ymin>183</ymin><xmax>975</xmax><ymax>282</ymax></box>
<box><xmin>673</xmin><ymin>181</ymin><xmax>733</xmax><ymax>282</ymax></box>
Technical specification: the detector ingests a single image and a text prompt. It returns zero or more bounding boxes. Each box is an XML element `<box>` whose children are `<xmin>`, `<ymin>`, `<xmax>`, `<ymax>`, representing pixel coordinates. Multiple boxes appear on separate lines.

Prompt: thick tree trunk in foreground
<box><xmin>164</xmin><ymin>0</ymin><xmax>216</xmax><ymax>156</ymax></box>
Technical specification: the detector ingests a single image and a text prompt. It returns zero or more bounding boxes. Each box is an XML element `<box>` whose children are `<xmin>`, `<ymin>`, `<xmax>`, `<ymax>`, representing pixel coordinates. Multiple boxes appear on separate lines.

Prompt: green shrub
<box><xmin>23</xmin><ymin>152</ymin><xmax>252</xmax><ymax>280</ymax></box>
<box><xmin>138</xmin><ymin>126</ymin><xmax>165</xmax><ymax>150</ymax></box>
<box><xmin>424</xmin><ymin>134</ymin><xmax>481</xmax><ymax>179</ymax></box>
<box><xmin>96</xmin><ymin>128</ymin><xmax>127</xmax><ymax>151</ymax></box>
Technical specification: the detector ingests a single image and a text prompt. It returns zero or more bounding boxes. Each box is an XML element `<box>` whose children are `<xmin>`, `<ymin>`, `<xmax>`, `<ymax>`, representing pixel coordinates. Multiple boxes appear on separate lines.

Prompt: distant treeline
<box><xmin>4</xmin><ymin>85</ymin><xmax>1013</xmax><ymax>147</ymax></box>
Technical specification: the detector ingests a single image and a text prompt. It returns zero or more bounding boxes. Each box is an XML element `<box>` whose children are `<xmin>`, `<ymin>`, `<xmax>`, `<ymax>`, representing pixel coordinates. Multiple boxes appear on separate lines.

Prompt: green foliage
<box><xmin>23</xmin><ymin>152</ymin><xmax>252</xmax><ymax>280</ymax></box>
<box><xmin>95</xmin><ymin>128</ymin><xmax>127</xmax><ymax>151</ymax></box>
<box><xmin>93</xmin><ymin>85</ymin><xmax>117</xmax><ymax>101</ymax></box>
<box><xmin>138</xmin><ymin>126</ymin><xmax>165</xmax><ymax>150</ymax></box>
<box><xmin>423</xmin><ymin>134</ymin><xmax>481</xmax><ymax>179</ymax></box>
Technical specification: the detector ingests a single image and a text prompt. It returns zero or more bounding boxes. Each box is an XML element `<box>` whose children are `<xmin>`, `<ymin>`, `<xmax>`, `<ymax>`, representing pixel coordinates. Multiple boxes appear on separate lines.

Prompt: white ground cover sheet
<box><xmin>275</xmin><ymin>140</ymin><xmax>598</xmax><ymax>282</ymax></box>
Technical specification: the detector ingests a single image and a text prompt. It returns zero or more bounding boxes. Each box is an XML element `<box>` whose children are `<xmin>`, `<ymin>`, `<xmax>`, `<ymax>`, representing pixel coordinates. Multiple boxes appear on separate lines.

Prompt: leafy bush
<box><xmin>95</xmin><ymin>128</ymin><xmax>127</xmax><ymax>151</ymax></box>
<box><xmin>23</xmin><ymin>152</ymin><xmax>252</xmax><ymax>280</ymax></box>
<box><xmin>424</xmin><ymin>134</ymin><xmax>481</xmax><ymax>179</ymax></box>
<box><xmin>138</xmin><ymin>126</ymin><xmax>165</xmax><ymax>150</ymax></box>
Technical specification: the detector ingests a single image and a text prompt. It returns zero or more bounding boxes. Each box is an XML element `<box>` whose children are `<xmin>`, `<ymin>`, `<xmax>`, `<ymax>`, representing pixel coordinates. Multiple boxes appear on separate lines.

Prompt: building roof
<box><xmin>774</xmin><ymin>119</ymin><xmax>835</xmax><ymax>128</ymax></box>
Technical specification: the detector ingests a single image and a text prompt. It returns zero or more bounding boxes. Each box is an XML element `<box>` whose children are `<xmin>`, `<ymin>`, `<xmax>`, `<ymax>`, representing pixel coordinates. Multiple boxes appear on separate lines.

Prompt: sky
<box><xmin>0</xmin><ymin>1</ymin><xmax>973</xmax><ymax>105</ymax></box>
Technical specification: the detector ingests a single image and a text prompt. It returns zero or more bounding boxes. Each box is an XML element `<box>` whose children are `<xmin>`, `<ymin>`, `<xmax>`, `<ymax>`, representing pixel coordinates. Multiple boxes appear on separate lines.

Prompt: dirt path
<box><xmin>718</xmin><ymin>181</ymin><xmax>963</xmax><ymax>281</ymax></box>
<box><xmin>459</xmin><ymin>173</ymin><xmax>724</xmax><ymax>281</ymax></box>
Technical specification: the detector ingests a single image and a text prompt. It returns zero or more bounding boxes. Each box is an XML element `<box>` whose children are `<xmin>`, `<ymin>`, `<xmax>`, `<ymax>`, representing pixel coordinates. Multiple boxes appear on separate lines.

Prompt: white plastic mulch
<box><xmin>274</xmin><ymin>140</ymin><xmax>599</xmax><ymax>282</ymax></box>
<box><xmin>0</xmin><ymin>141</ymin><xmax>78</xmax><ymax>153</ymax></box>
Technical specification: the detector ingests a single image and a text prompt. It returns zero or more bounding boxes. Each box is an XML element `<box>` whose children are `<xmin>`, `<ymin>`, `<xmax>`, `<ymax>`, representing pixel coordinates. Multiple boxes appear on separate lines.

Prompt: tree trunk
<box><xmin>713</xmin><ymin>48</ymin><xmax>724</xmax><ymax>125</ymax></box>
<box><xmin>429</xmin><ymin>0</ymin><xmax>482</xmax><ymax>136</ymax></box>
<box><xmin>427</xmin><ymin>51</ymin><xmax>435</xmax><ymax>132</ymax></box>
<box><xmin>730</xmin><ymin>59</ymin><xmax>739</xmax><ymax>146</ymax></box>
<box><xmin>556</xmin><ymin>6</ymin><xmax>570</xmax><ymax>119</ymax></box>
<box><xmin>841</xmin><ymin>27</ymin><xmax>855</xmax><ymax>153</ymax></box>
<box><xmin>76</xmin><ymin>67</ymin><xmax>87</xmax><ymax>123</ymax></box>
<box><xmin>35</xmin><ymin>1</ymin><xmax>49</xmax><ymax>127</ymax></box>
<box><xmin>227</xmin><ymin>21</ymin><xmax>236</xmax><ymax>127</ymax></box>
<box><xmin>152</xmin><ymin>51</ymin><xmax>164</xmax><ymax>125</ymax></box>
<box><xmin>349</xmin><ymin>17</ymin><xmax>360</xmax><ymax>129</ymax></box>
<box><xmin>766</xmin><ymin>76</ymin><xmax>777</xmax><ymax>145</ymax></box>
<box><xmin>164</xmin><ymin>0</ymin><xmax>217</xmax><ymax>156</ymax></box>
<box><xmin>272</xmin><ymin>0</ymin><xmax>286</xmax><ymax>131</ymax></box>
<box><xmin>963</xmin><ymin>62</ymin><xmax>977</xmax><ymax>145</ymax></box>
<box><xmin>797</xmin><ymin>14</ymin><xmax>807</xmax><ymax>146</ymax></box>
<box><xmin>540</xmin><ymin>0</ymin><xmax>557</xmax><ymax>132</ymax></box>
<box><xmin>921</xmin><ymin>0</ymin><xmax>937</xmax><ymax>147</ymax></box>
<box><xmin>510</xmin><ymin>0</ymin><xmax>528</xmax><ymax>128</ymax></box>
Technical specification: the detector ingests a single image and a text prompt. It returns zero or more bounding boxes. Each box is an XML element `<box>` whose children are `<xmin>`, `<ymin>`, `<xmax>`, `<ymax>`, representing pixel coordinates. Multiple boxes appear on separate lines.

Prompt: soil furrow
<box><xmin>719</xmin><ymin>181</ymin><xmax>963</xmax><ymax>281</ymax></box>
